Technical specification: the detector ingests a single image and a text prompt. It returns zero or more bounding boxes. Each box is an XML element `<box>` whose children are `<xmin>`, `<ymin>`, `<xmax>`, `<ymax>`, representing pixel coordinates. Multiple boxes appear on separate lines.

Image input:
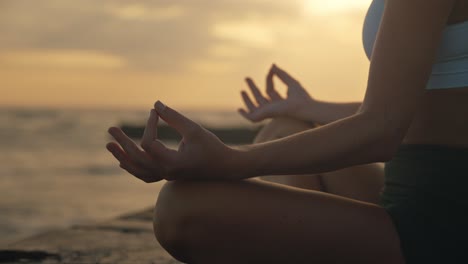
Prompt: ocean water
<box><xmin>0</xmin><ymin>107</ymin><xmax>251</xmax><ymax>246</ymax></box>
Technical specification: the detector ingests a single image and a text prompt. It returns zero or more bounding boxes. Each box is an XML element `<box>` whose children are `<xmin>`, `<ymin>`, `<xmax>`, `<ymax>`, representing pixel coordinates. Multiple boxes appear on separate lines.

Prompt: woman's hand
<box><xmin>238</xmin><ymin>64</ymin><xmax>314</xmax><ymax>122</ymax></box>
<box><xmin>106</xmin><ymin>101</ymin><xmax>239</xmax><ymax>182</ymax></box>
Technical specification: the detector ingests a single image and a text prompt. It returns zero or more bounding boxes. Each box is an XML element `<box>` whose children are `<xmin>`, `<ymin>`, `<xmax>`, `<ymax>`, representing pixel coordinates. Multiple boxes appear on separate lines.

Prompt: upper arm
<box><xmin>359</xmin><ymin>0</ymin><xmax>456</xmax><ymax>148</ymax></box>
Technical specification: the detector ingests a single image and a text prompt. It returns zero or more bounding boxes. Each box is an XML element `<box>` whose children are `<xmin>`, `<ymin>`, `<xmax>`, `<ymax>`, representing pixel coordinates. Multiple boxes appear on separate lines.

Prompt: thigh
<box><xmin>321</xmin><ymin>163</ymin><xmax>384</xmax><ymax>204</ymax></box>
<box><xmin>155</xmin><ymin>179</ymin><xmax>404</xmax><ymax>264</ymax></box>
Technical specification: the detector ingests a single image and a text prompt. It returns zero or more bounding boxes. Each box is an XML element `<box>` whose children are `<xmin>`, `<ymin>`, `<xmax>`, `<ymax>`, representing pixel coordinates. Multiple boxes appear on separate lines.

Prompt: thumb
<box><xmin>238</xmin><ymin>108</ymin><xmax>263</xmax><ymax>122</ymax></box>
<box><xmin>238</xmin><ymin>106</ymin><xmax>273</xmax><ymax>122</ymax></box>
<box><xmin>272</xmin><ymin>64</ymin><xmax>299</xmax><ymax>87</ymax></box>
<box><xmin>266</xmin><ymin>64</ymin><xmax>283</xmax><ymax>101</ymax></box>
<box><xmin>154</xmin><ymin>101</ymin><xmax>199</xmax><ymax>138</ymax></box>
<box><xmin>251</xmin><ymin>101</ymin><xmax>287</xmax><ymax>121</ymax></box>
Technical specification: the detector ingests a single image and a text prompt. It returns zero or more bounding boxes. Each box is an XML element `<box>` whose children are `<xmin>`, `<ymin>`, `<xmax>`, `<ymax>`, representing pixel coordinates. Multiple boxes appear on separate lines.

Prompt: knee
<box><xmin>153</xmin><ymin>181</ymin><xmax>204</xmax><ymax>263</ymax></box>
<box><xmin>254</xmin><ymin>117</ymin><xmax>316</xmax><ymax>143</ymax></box>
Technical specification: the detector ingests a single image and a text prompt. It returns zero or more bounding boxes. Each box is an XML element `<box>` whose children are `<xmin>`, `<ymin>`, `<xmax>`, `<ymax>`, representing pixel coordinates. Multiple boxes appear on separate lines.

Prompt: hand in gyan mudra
<box><xmin>239</xmin><ymin>64</ymin><xmax>313</xmax><ymax>122</ymax></box>
<box><xmin>107</xmin><ymin>101</ymin><xmax>238</xmax><ymax>183</ymax></box>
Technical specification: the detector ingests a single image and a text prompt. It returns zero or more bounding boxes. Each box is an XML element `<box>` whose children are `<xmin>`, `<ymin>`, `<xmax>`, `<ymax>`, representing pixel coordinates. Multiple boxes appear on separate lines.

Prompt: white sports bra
<box><xmin>362</xmin><ymin>0</ymin><xmax>468</xmax><ymax>89</ymax></box>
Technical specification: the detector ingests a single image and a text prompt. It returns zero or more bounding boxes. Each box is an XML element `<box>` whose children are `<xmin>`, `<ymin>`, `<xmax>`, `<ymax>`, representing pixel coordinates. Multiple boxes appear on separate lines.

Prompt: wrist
<box><xmin>286</xmin><ymin>97</ymin><xmax>316</xmax><ymax>121</ymax></box>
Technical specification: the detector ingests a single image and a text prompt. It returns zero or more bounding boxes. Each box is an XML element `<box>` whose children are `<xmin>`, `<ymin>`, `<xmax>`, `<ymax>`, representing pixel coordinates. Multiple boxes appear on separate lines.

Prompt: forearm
<box><xmin>291</xmin><ymin>100</ymin><xmax>362</xmax><ymax>125</ymax></box>
<box><xmin>232</xmin><ymin>112</ymin><xmax>394</xmax><ymax>178</ymax></box>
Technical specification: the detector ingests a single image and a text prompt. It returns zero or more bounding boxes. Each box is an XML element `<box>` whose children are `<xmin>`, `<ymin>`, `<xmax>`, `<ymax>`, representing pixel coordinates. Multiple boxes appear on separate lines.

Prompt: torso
<box><xmin>363</xmin><ymin>0</ymin><xmax>468</xmax><ymax>147</ymax></box>
<box><xmin>403</xmin><ymin>0</ymin><xmax>468</xmax><ymax>147</ymax></box>
<box><xmin>403</xmin><ymin>88</ymin><xmax>468</xmax><ymax>147</ymax></box>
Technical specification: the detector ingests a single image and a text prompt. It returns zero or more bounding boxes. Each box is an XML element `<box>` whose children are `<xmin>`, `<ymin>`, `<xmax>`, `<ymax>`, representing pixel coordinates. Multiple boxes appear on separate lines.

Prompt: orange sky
<box><xmin>0</xmin><ymin>0</ymin><xmax>372</xmax><ymax>110</ymax></box>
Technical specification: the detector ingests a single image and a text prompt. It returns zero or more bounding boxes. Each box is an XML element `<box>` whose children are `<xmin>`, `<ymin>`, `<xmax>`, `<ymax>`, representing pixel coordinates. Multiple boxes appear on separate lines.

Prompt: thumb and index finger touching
<box><xmin>154</xmin><ymin>101</ymin><xmax>199</xmax><ymax>139</ymax></box>
<box><xmin>266</xmin><ymin>64</ymin><xmax>282</xmax><ymax>100</ymax></box>
<box><xmin>266</xmin><ymin>64</ymin><xmax>301</xmax><ymax>99</ymax></box>
<box><xmin>270</xmin><ymin>64</ymin><xmax>300</xmax><ymax>87</ymax></box>
<box><xmin>140</xmin><ymin>101</ymin><xmax>198</xmax><ymax>164</ymax></box>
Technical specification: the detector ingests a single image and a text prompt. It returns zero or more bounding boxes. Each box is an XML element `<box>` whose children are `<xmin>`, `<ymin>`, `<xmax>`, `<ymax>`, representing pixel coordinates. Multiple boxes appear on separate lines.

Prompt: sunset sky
<box><xmin>0</xmin><ymin>0</ymin><xmax>372</xmax><ymax>110</ymax></box>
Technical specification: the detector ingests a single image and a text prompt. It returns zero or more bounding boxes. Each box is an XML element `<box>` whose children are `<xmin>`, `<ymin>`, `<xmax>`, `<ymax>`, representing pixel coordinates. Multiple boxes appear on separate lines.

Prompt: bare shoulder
<box><xmin>359</xmin><ymin>0</ymin><xmax>458</xmax><ymax>152</ymax></box>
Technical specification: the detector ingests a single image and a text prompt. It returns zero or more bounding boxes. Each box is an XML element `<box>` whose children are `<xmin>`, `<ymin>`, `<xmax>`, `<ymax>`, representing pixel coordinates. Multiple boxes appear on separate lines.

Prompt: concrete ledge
<box><xmin>2</xmin><ymin>208</ymin><xmax>181</xmax><ymax>264</ymax></box>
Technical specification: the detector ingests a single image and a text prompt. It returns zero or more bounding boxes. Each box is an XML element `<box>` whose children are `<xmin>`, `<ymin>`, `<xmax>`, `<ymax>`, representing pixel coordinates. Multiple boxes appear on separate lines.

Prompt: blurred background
<box><xmin>0</xmin><ymin>0</ymin><xmax>372</xmax><ymax>246</ymax></box>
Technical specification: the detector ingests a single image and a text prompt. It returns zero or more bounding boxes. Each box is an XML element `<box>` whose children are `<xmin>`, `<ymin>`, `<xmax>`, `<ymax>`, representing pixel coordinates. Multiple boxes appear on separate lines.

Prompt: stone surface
<box><xmin>1</xmin><ymin>208</ymin><xmax>181</xmax><ymax>264</ymax></box>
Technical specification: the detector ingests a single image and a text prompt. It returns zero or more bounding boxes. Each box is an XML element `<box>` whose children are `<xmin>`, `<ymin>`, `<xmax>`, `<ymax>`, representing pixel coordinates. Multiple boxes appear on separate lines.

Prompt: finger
<box><xmin>246</xmin><ymin>101</ymin><xmax>288</xmax><ymax>122</ymax></box>
<box><xmin>238</xmin><ymin>108</ymin><xmax>264</xmax><ymax>122</ymax></box>
<box><xmin>108</xmin><ymin>127</ymin><xmax>142</xmax><ymax>156</ymax></box>
<box><xmin>272</xmin><ymin>64</ymin><xmax>300</xmax><ymax>87</ymax></box>
<box><xmin>238</xmin><ymin>108</ymin><xmax>255</xmax><ymax>122</ymax></box>
<box><xmin>141</xmin><ymin>109</ymin><xmax>158</xmax><ymax>151</ymax></box>
<box><xmin>139</xmin><ymin>109</ymin><xmax>177</xmax><ymax>166</ymax></box>
<box><xmin>106</xmin><ymin>142</ymin><xmax>130</xmax><ymax>164</ymax></box>
<box><xmin>241</xmin><ymin>90</ymin><xmax>256</xmax><ymax>112</ymax></box>
<box><xmin>108</xmin><ymin>127</ymin><xmax>144</xmax><ymax>158</ymax></box>
<box><xmin>107</xmin><ymin>142</ymin><xmax>142</xmax><ymax>170</ymax></box>
<box><xmin>146</xmin><ymin>140</ymin><xmax>179</xmax><ymax>165</ymax></box>
<box><xmin>107</xmin><ymin>142</ymin><xmax>163</xmax><ymax>182</ymax></box>
<box><xmin>245</xmin><ymin>78</ymin><xmax>268</xmax><ymax>105</ymax></box>
<box><xmin>154</xmin><ymin>101</ymin><xmax>200</xmax><ymax>139</ymax></box>
<box><xmin>119</xmin><ymin>162</ymin><xmax>159</xmax><ymax>183</ymax></box>
<box><xmin>266</xmin><ymin>65</ymin><xmax>283</xmax><ymax>101</ymax></box>
<box><xmin>108</xmin><ymin>127</ymin><xmax>155</xmax><ymax>167</ymax></box>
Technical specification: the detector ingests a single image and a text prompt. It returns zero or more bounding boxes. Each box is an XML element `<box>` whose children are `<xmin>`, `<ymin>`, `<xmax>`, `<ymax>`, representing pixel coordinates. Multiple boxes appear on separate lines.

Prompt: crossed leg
<box><xmin>154</xmin><ymin>180</ymin><xmax>404</xmax><ymax>264</ymax></box>
<box><xmin>153</xmin><ymin>118</ymin><xmax>404</xmax><ymax>263</ymax></box>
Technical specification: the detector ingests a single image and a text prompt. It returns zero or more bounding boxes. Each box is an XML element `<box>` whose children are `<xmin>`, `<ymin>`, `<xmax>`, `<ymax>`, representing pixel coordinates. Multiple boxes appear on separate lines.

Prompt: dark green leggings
<box><xmin>379</xmin><ymin>144</ymin><xmax>468</xmax><ymax>263</ymax></box>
